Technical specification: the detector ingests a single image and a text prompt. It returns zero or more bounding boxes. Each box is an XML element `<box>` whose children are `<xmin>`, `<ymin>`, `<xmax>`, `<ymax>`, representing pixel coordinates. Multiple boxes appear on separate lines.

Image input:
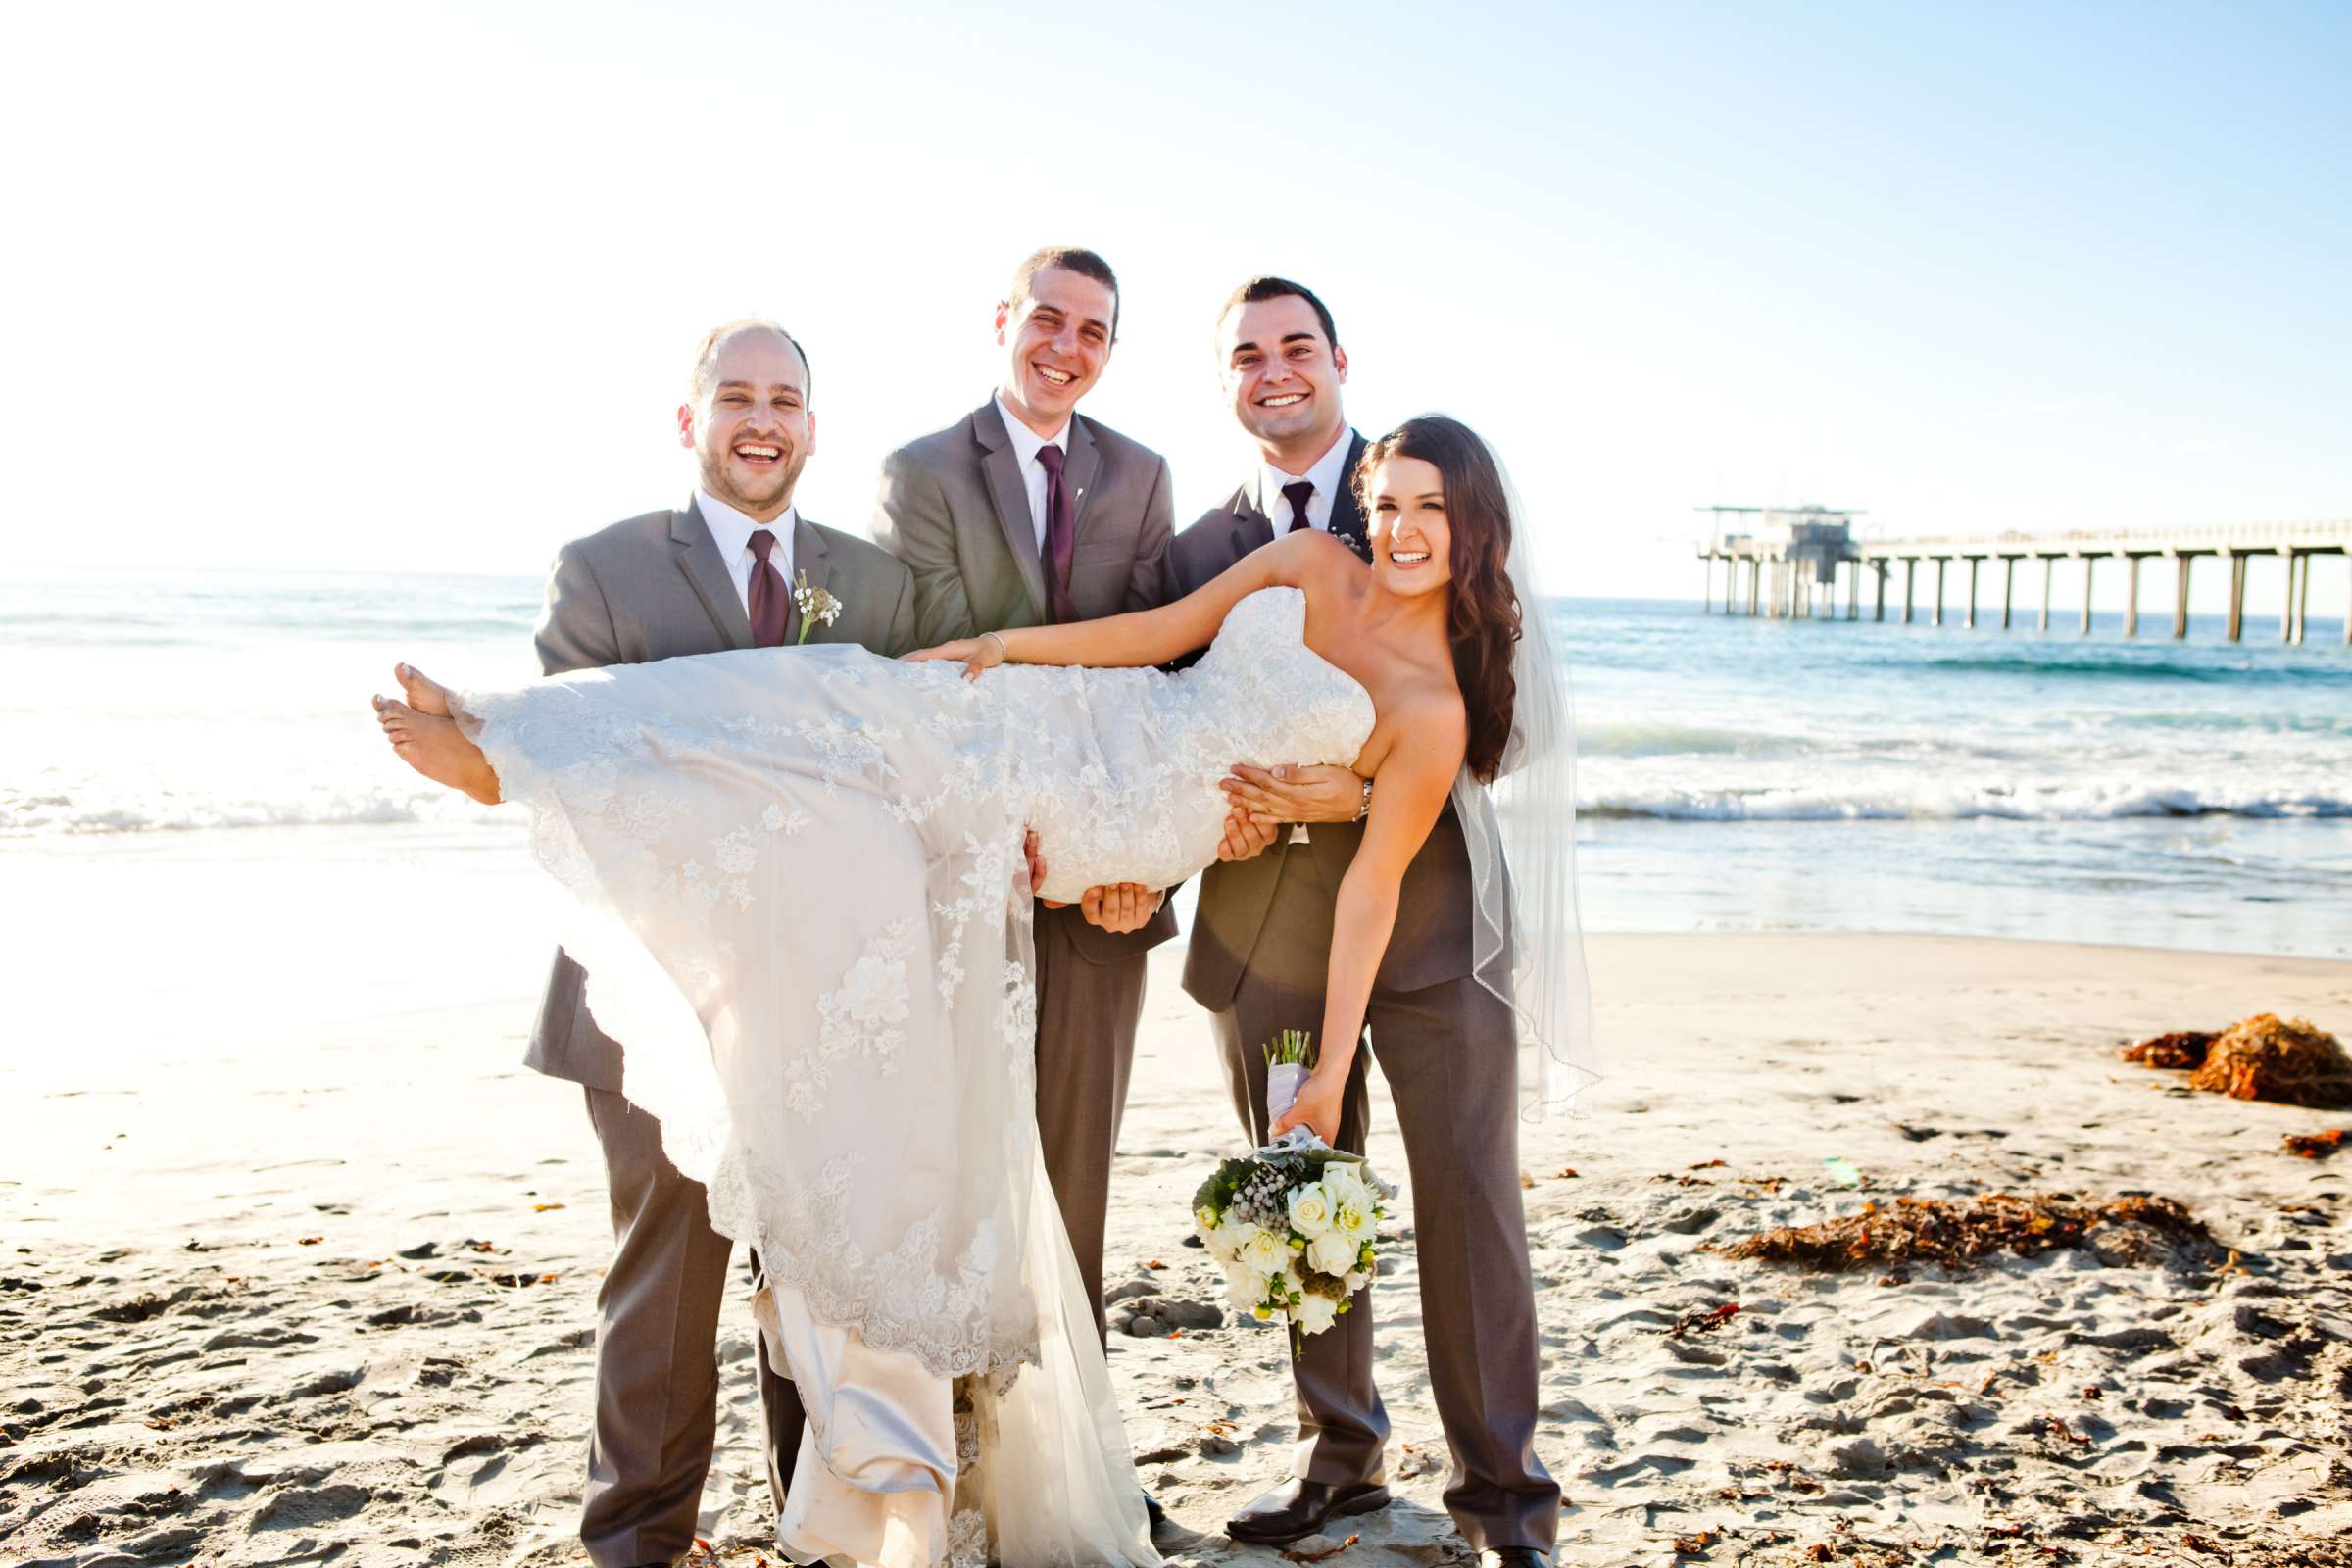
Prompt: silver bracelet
<box><xmin>1354</xmin><ymin>775</ymin><xmax>1374</xmax><ymax>821</ymax></box>
<box><xmin>982</xmin><ymin>630</ymin><xmax>1008</xmax><ymax>662</ymax></box>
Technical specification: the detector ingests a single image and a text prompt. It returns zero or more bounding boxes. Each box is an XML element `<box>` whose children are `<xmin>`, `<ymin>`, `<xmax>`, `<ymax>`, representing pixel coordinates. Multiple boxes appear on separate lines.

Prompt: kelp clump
<box><xmin>1717</xmin><ymin>1192</ymin><xmax>2213</xmax><ymax>1273</ymax></box>
<box><xmin>2123</xmin><ymin>1013</ymin><xmax>2352</xmax><ymax>1108</ymax></box>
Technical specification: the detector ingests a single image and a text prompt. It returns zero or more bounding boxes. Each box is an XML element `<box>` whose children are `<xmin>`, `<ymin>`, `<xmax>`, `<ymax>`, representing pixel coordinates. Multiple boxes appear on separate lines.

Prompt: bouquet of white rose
<box><xmin>1191</xmin><ymin>1030</ymin><xmax>1392</xmax><ymax>1349</ymax></box>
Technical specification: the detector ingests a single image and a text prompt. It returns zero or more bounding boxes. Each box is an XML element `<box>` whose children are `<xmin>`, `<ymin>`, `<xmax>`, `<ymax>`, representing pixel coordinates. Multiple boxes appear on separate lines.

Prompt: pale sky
<box><xmin>6</xmin><ymin>0</ymin><xmax>2347</xmax><ymax>605</ymax></box>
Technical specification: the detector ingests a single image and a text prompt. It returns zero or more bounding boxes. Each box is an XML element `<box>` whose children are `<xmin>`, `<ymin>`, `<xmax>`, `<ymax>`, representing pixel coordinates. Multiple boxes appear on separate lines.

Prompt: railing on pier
<box><xmin>1697</xmin><ymin>518</ymin><xmax>2352</xmax><ymax>644</ymax></box>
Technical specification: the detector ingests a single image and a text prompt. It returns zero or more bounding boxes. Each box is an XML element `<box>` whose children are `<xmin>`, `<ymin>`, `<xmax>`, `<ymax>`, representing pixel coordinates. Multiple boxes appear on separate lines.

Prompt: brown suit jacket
<box><xmin>526</xmin><ymin>500</ymin><xmax>919</xmax><ymax>1090</ymax></box>
<box><xmin>1159</xmin><ymin>432</ymin><xmax>1483</xmax><ymax>1008</ymax></box>
<box><xmin>873</xmin><ymin>396</ymin><xmax>1178</xmax><ymax>962</ymax></box>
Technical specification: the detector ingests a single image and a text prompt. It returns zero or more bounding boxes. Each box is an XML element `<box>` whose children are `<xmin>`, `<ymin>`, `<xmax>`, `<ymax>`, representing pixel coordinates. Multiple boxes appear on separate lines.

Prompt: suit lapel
<box><xmin>1228</xmin><ymin>482</ymin><xmax>1276</xmax><ymax>558</ymax></box>
<box><xmin>1329</xmin><ymin>430</ymin><xmax>1373</xmax><ymax>562</ymax></box>
<box><xmin>971</xmin><ymin>401</ymin><xmax>1050</xmax><ymax>620</ymax></box>
<box><xmin>672</xmin><ymin>499</ymin><xmax>756</xmax><ymax>650</ymax></box>
<box><xmin>1063</xmin><ymin>416</ymin><xmax>1102</xmax><ymax>539</ymax></box>
<box><xmin>790</xmin><ymin>515</ymin><xmax>832</xmax><ymax>644</ymax></box>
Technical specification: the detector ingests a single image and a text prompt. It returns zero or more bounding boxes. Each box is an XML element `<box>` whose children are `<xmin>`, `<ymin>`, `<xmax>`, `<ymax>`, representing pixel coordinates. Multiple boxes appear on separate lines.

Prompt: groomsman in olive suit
<box><xmin>873</xmin><ymin>247</ymin><xmax>1176</xmax><ymax>1347</ymax></box>
<box><xmin>531</xmin><ymin>320</ymin><xmax>918</xmax><ymax>1568</ymax></box>
<box><xmin>1161</xmin><ymin>278</ymin><xmax>1560</xmax><ymax>1568</ymax></box>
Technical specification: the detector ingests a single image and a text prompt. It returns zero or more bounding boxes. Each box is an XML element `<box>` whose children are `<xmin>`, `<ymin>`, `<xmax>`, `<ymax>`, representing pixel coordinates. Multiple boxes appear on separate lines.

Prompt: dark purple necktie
<box><xmin>1035</xmin><ymin>444</ymin><xmax>1078</xmax><ymax>624</ymax></box>
<box><xmin>1281</xmin><ymin>479</ymin><xmax>1315</xmax><ymax>534</ymax></box>
<box><xmin>748</xmin><ymin>527</ymin><xmax>793</xmax><ymax>648</ymax></box>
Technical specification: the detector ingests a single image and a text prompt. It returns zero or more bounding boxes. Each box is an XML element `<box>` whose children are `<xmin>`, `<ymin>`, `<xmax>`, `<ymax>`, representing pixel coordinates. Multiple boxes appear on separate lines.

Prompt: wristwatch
<box><xmin>1353</xmin><ymin>775</ymin><xmax>1374</xmax><ymax>821</ymax></box>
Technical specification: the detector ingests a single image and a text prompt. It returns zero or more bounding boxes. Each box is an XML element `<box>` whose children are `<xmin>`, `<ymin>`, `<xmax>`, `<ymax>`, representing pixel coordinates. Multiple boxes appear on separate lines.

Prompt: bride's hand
<box><xmin>1269</xmin><ymin>1070</ymin><xmax>1346</xmax><ymax>1147</ymax></box>
<box><xmin>904</xmin><ymin>633</ymin><xmax>1004</xmax><ymax>682</ymax></box>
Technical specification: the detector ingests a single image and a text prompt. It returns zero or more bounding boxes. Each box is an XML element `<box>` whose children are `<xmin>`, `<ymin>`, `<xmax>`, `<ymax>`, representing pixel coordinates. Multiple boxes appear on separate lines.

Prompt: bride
<box><xmin>374</xmin><ymin>415</ymin><xmax>1586</xmax><ymax>1568</ymax></box>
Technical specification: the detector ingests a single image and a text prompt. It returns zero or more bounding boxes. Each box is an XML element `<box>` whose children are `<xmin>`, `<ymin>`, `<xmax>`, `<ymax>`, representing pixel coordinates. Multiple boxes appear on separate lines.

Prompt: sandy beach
<box><xmin>5</xmin><ymin>933</ymin><xmax>2349</xmax><ymax>1567</ymax></box>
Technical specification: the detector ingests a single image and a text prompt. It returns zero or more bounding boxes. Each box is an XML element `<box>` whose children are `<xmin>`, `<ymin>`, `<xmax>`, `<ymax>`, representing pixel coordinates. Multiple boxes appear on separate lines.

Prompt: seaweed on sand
<box><xmin>1714</xmin><ymin>1192</ymin><xmax>2214</xmax><ymax>1272</ymax></box>
<box><xmin>2122</xmin><ymin>1013</ymin><xmax>2352</xmax><ymax>1108</ymax></box>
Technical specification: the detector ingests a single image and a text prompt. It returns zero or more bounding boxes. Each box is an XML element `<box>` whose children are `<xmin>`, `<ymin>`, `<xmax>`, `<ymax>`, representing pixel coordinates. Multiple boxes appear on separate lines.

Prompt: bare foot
<box><xmin>373</xmin><ymin>694</ymin><xmax>501</xmax><ymax>804</ymax></box>
<box><xmin>394</xmin><ymin>662</ymin><xmax>455</xmax><ymax>718</ymax></box>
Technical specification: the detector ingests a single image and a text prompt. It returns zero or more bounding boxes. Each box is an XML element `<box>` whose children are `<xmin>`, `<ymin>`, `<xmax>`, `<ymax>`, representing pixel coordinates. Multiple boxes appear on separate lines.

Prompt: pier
<box><xmin>1698</xmin><ymin>512</ymin><xmax>2352</xmax><ymax>644</ymax></box>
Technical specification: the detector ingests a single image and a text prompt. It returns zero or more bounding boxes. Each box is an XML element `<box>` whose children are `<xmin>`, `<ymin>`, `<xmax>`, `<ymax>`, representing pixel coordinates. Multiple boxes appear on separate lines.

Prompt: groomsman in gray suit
<box><xmin>1162</xmin><ymin>278</ymin><xmax>1559</xmax><ymax>1568</ymax></box>
<box><xmin>532</xmin><ymin>319</ymin><xmax>918</xmax><ymax>1568</ymax></box>
<box><xmin>873</xmin><ymin>247</ymin><xmax>1176</xmax><ymax>1348</ymax></box>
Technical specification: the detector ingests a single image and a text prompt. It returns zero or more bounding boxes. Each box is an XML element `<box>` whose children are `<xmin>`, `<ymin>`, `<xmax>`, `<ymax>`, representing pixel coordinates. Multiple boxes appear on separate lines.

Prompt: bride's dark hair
<box><xmin>1355</xmin><ymin>416</ymin><xmax>1523</xmax><ymax>783</ymax></box>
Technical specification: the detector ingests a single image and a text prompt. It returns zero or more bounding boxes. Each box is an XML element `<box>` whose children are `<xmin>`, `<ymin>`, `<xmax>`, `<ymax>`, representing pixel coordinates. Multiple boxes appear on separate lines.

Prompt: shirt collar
<box><xmin>995</xmin><ymin>392</ymin><xmax>1069</xmax><ymax>470</ymax></box>
<box><xmin>1256</xmin><ymin>425</ymin><xmax>1357</xmax><ymax>523</ymax></box>
<box><xmin>697</xmin><ymin>489</ymin><xmax>798</xmax><ymax>570</ymax></box>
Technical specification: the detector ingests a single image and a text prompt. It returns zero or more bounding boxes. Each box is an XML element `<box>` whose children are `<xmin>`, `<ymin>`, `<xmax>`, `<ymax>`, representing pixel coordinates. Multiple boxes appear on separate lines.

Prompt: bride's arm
<box><xmin>1269</xmin><ymin>699</ymin><xmax>1468</xmax><ymax>1145</ymax></box>
<box><xmin>905</xmin><ymin>529</ymin><xmax>1347</xmax><ymax>675</ymax></box>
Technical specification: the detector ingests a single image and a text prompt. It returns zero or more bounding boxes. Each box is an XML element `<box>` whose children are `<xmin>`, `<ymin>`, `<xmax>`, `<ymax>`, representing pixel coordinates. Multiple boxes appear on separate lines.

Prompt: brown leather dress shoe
<box><xmin>1224</xmin><ymin>1475</ymin><xmax>1392</xmax><ymax>1544</ymax></box>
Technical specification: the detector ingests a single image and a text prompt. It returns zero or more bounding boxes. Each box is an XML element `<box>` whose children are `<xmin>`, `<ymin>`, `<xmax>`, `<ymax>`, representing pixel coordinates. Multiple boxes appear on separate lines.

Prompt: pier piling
<box><xmin>2039</xmin><ymin>558</ymin><xmax>2053</xmax><ymax>632</ymax></box>
<box><xmin>2173</xmin><ymin>554</ymin><xmax>2191</xmax><ymax>639</ymax></box>
<box><xmin>2124</xmin><ymin>554</ymin><xmax>2141</xmax><ymax>638</ymax></box>
<box><xmin>2001</xmin><ymin>557</ymin><xmax>2016</xmax><ymax>629</ymax></box>
<box><xmin>2080</xmin><ymin>557</ymin><xmax>2095</xmax><ymax>636</ymax></box>
<box><xmin>2227</xmin><ymin>552</ymin><xmax>2247</xmax><ymax>642</ymax></box>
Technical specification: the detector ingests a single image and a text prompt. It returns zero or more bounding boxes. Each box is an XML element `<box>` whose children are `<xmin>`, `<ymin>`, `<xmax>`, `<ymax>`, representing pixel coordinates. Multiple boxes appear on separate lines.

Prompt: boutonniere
<box><xmin>793</xmin><ymin>571</ymin><xmax>844</xmax><ymax>643</ymax></box>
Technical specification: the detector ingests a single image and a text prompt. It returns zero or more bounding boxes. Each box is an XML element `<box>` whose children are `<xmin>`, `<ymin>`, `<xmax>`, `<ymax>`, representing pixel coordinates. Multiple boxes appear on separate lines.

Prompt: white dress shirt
<box><xmin>696</xmin><ymin>490</ymin><xmax>797</xmax><ymax>613</ymax></box>
<box><xmin>1252</xmin><ymin>425</ymin><xmax>1358</xmax><ymax>535</ymax></box>
<box><xmin>995</xmin><ymin>393</ymin><xmax>1070</xmax><ymax>549</ymax></box>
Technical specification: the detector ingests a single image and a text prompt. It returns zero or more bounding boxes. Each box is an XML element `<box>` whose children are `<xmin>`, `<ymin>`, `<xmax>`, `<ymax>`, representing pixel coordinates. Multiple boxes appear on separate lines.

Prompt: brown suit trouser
<box><xmin>1031</xmin><ymin>908</ymin><xmax>1151</xmax><ymax>1343</ymax></box>
<box><xmin>580</xmin><ymin>1087</ymin><xmax>805</xmax><ymax>1568</ymax></box>
<box><xmin>1206</xmin><ymin>862</ymin><xmax>1560</xmax><ymax>1553</ymax></box>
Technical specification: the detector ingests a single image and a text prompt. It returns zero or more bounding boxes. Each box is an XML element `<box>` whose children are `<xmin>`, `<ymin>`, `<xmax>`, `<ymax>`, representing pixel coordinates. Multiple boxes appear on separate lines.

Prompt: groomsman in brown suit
<box><xmin>532</xmin><ymin>319</ymin><xmax>918</xmax><ymax>1568</ymax></box>
<box><xmin>874</xmin><ymin>249</ymin><xmax>1176</xmax><ymax>1348</ymax></box>
<box><xmin>1162</xmin><ymin>278</ymin><xmax>1559</xmax><ymax>1568</ymax></box>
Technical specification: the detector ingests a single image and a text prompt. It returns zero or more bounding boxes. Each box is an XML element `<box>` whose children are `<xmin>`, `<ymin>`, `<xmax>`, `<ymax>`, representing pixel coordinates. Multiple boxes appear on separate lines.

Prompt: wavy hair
<box><xmin>1354</xmin><ymin>416</ymin><xmax>1523</xmax><ymax>782</ymax></box>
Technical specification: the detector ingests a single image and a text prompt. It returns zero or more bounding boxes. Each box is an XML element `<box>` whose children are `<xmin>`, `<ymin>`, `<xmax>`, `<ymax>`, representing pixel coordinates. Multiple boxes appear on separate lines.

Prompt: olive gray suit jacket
<box><xmin>1159</xmin><ymin>431</ymin><xmax>1484</xmax><ymax>1007</ymax></box>
<box><xmin>873</xmin><ymin>396</ymin><xmax>1178</xmax><ymax>962</ymax></box>
<box><xmin>526</xmin><ymin>500</ymin><xmax>920</xmax><ymax>1089</ymax></box>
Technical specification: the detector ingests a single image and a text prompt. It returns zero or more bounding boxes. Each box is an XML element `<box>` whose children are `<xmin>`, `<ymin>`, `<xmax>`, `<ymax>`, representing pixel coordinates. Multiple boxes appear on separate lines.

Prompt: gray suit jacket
<box><xmin>527</xmin><ymin>500</ymin><xmax>920</xmax><ymax>1090</ymax></box>
<box><xmin>1159</xmin><ymin>433</ymin><xmax>1482</xmax><ymax>1009</ymax></box>
<box><xmin>873</xmin><ymin>396</ymin><xmax>1179</xmax><ymax>962</ymax></box>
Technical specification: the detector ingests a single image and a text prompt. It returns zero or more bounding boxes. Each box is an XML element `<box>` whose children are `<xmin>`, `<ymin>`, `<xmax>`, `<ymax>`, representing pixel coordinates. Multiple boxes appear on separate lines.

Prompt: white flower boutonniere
<box><xmin>793</xmin><ymin>571</ymin><xmax>845</xmax><ymax>644</ymax></box>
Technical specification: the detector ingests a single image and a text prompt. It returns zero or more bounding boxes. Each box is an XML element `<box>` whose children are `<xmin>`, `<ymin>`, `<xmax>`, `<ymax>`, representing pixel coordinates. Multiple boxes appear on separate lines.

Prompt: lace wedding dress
<box><xmin>453</xmin><ymin>587</ymin><xmax>1373</xmax><ymax>1568</ymax></box>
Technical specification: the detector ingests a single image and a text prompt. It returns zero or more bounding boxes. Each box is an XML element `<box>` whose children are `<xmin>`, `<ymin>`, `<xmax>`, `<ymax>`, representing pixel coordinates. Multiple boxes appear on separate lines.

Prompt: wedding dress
<box><xmin>452</xmin><ymin>587</ymin><xmax>1373</xmax><ymax>1568</ymax></box>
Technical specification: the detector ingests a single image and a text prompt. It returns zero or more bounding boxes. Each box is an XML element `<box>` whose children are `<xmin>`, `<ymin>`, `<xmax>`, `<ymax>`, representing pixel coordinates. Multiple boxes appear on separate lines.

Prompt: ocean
<box><xmin>5</xmin><ymin>565</ymin><xmax>2348</xmax><ymax>1060</ymax></box>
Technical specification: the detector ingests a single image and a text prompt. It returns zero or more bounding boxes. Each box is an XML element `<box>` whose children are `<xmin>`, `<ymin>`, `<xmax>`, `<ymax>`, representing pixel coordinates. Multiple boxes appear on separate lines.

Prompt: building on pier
<box><xmin>1697</xmin><ymin>515</ymin><xmax>2352</xmax><ymax>645</ymax></box>
<box><xmin>1697</xmin><ymin>506</ymin><xmax>1862</xmax><ymax>619</ymax></box>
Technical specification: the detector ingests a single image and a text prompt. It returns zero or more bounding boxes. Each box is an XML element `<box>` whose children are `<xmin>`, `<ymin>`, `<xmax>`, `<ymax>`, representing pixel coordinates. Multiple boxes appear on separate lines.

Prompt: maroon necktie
<box><xmin>748</xmin><ymin>528</ymin><xmax>793</xmax><ymax>648</ymax></box>
<box><xmin>1281</xmin><ymin>479</ymin><xmax>1315</xmax><ymax>534</ymax></box>
<box><xmin>1034</xmin><ymin>444</ymin><xmax>1078</xmax><ymax>624</ymax></box>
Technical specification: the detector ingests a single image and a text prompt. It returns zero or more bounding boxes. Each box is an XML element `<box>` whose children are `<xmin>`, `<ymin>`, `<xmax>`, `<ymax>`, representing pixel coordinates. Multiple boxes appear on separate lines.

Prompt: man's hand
<box><xmin>1023</xmin><ymin>828</ymin><xmax>1047</xmax><ymax>895</ymax></box>
<box><xmin>1217</xmin><ymin>807</ymin><xmax>1281</xmax><ymax>863</ymax></box>
<box><xmin>1079</xmin><ymin>882</ymin><xmax>1163</xmax><ymax>934</ymax></box>
<box><xmin>1219</xmin><ymin>762</ymin><xmax>1366</xmax><ymax>825</ymax></box>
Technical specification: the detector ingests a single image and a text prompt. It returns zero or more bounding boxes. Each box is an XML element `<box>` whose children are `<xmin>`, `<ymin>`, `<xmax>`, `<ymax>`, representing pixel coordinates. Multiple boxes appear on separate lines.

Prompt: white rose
<box><xmin>1294</xmin><ymin>1291</ymin><xmax>1341</xmax><ymax>1336</ymax></box>
<box><xmin>1234</xmin><ymin>1225</ymin><xmax>1289</xmax><ymax>1279</ymax></box>
<box><xmin>1329</xmin><ymin>1193</ymin><xmax>1375</xmax><ymax>1244</ymax></box>
<box><xmin>1196</xmin><ymin>1203</ymin><xmax>1222</xmax><ymax>1235</ymax></box>
<box><xmin>1225</xmin><ymin>1268</ymin><xmax>1268</xmax><ymax>1313</ymax></box>
<box><xmin>1286</xmin><ymin>1182</ymin><xmax>1336</xmax><ymax>1238</ymax></box>
<box><xmin>1321</xmin><ymin>1165</ymin><xmax>1373</xmax><ymax>1213</ymax></box>
<box><xmin>1306</xmin><ymin>1232</ymin><xmax>1358</xmax><ymax>1279</ymax></box>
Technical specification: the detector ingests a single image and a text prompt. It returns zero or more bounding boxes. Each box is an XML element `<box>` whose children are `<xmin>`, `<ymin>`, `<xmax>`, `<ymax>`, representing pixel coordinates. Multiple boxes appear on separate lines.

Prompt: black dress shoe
<box><xmin>1478</xmin><ymin>1550</ymin><xmax>1551</xmax><ymax>1567</ymax></box>
<box><xmin>1225</xmin><ymin>1475</ymin><xmax>1391</xmax><ymax>1544</ymax></box>
<box><xmin>1143</xmin><ymin>1490</ymin><xmax>1166</xmax><ymax>1529</ymax></box>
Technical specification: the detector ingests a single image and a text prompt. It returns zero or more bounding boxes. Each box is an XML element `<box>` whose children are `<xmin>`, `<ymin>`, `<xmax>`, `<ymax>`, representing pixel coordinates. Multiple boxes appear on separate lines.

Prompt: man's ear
<box><xmin>1332</xmin><ymin>344</ymin><xmax>1349</xmax><ymax>384</ymax></box>
<box><xmin>993</xmin><ymin>300</ymin><xmax>1012</xmax><ymax>345</ymax></box>
<box><xmin>676</xmin><ymin>403</ymin><xmax>697</xmax><ymax>450</ymax></box>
